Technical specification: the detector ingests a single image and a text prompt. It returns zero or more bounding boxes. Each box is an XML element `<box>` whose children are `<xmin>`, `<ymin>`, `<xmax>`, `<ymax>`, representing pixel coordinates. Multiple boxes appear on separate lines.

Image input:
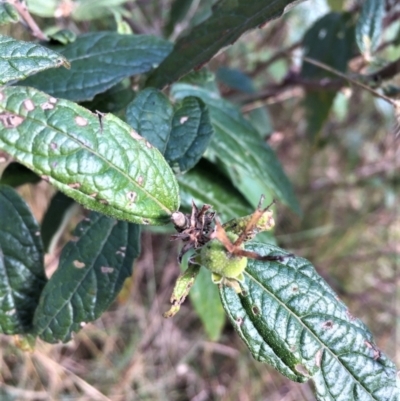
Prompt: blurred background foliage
<box><xmin>0</xmin><ymin>0</ymin><xmax>399</xmax><ymax>400</ymax></box>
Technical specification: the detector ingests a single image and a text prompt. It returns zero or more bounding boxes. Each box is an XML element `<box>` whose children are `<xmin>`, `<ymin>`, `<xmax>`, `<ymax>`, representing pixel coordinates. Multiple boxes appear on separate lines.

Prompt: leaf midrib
<box><xmin>0</xmin><ymin>101</ymin><xmax>173</xmax><ymax>215</ymax></box>
<box><xmin>244</xmin><ymin>258</ymin><xmax>378</xmax><ymax>400</ymax></box>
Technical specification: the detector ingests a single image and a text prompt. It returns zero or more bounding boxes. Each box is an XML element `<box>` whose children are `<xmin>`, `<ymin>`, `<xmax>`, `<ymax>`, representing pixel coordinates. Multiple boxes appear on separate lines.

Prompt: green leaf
<box><xmin>0</xmin><ymin>185</ymin><xmax>46</xmax><ymax>334</ymax></box>
<box><xmin>48</xmin><ymin>29</ymin><xmax>77</xmax><ymax>45</ymax></box>
<box><xmin>216</xmin><ymin>67</ymin><xmax>255</xmax><ymax>94</ymax></box>
<box><xmin>327</xmin><ymin>0</ymin><xmax>345</xmax><ymax>11</ymax></box>
<box><xmin>0</xmin><ymin>162</ymin><xmax>41</xmax><ymax>187</ymax></box>
<box><xmin>33</xmin><ymin>213</ymin><xmax>140</xmax><ymax>343</ymax></box>
<box><xmin>21</xmin><ymin>32</ymin><xmax>173</xmax><ymax>102</ymax></box>
<box><xmin>355</xmin><ymin>0</ymin><xmax>385</xmax><ymax>59</ymax></box>
<box><xmin>41</xmin><ymin>192</ymin><xmax>76</xmax><ymax>253</ymax></box>
<box><xmin>189</xmin><ymin>267</ymin><xmax>225</xmax><ymax>341</ymax></box>
<box><xmin>81</xmin><ymin>79</ymin><xmax>135</xmax><ymax>114</ymax></box>
<box><xmin>301</xmin><ymin>12</ymin><xmax>355</xmax><ymax>141</ymax></box>
<box><xmin>171</xmin><ymin>83</ymin><xmax>301</xmax><ymax>214</ymax></box>
<box><xmin>302</xmin><ymin>13</ymin><xmax>355</xmax><ymax>79</ymax></box>
<box><xmin>126</xmin><ymin>88</ymin><xmax>214</xmax><ymax>173</ymax></box>
<box><xmin>164</xmin><ymin>0</ymin><xmax>196</xmax><ymax>36</ymax></box>
<box><xmin>166</xmin><ymin>97</ymin><xmax>213</xmax><ymax>173</ymax></box>
<box><xmin>126</xmin><ymin>88</ymin><xmax>174</xmax><ymax>154</ymax></box>
<box><xmin>147</xmin><ymin>0</ymin><xmax>300</xmax><ymax>88</ymax></box>
<box><xmin>178</xmin><ymin>159</ymin><xmax>252</xmax><ymax>222</ymax></box>
<box><xmin>0</xmin><ymin>86</ymin><xmax>179</xmax><ymax>225</ymax></box>
<box><xmin>0</xmin><ymin>3</ymin><xmax>19</xmax><ymax>26</ymax></box>
<box><xmin>303</xmin><ymin>91</ymin><xmax>337</xmax><ymax>143</ymax></box>
<box><xmin>72</xmin><ymin>0</ymin><xmax>129</xmax><ymax>21</ymax></box>
<box><xmin>26</xmin><ymin>0</ymin><xmax>57</xmax><ymax>18</ymax></box>
<box><xmin>0</xmin><ymin>34</ymin><xmax>69</xmax><ymax>85</ymax></box>
<box><xmin>220</xmin><ymin>242</ymin><xmax>400</xmax><ymax>399</ymax></box>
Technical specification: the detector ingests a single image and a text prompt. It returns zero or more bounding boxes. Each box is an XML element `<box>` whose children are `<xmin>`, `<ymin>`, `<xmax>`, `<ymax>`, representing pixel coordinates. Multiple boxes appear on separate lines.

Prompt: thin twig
<box><xmin>300</xmin><ymin>55</ymin><xmax>398</xmax><ymax>106</ymax></box>
<box><xmin>7</xmin><ymin>0</ymin><xmax>48</xmax><ymax>41</ymax></box>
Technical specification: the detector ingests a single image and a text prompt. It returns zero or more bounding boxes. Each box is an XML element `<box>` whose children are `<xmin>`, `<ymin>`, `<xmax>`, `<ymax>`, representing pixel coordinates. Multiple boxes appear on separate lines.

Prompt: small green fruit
<box><xmin>200</xmin><ymin>232</ymin><xmax>247</xmax><ymax>281</ymax></box>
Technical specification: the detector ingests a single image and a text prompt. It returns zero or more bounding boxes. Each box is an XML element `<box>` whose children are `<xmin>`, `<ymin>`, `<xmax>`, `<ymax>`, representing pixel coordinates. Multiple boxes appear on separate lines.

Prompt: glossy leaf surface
<box><xmin>41</xmin><ymin>192</ymin><xmax>76</xmax><ymax>253</ymax></box>
<box><xmin>178</xmin><ymin>159</ymin><xmax>252</xmax><ymax>222</ymax></box>
<box><xmin>26</xmin><ymin>0</ymin><xmax>57</xmax><ymax>18</ymax></box>
<box><xmin>0</xmin><ymin>185</ymin><xmax>46</xmax><ymax>334</ymax></box>
<box><xmin>22</xmin><ymin>32</ymin><xmax>172</xmax><ymax>101</ymax></box>
<box><xmin>147</xmin><ymin>0</ymin><xmax>300</xmax><ymax>88</ymax></box>
<box><xmin>0</xmin><ymin>3</ymin><xmax>19</xmax><ymax>25</ymax></box>
<box><xmin>127</xmin><ymin>88</ymin><xmax>213</xmax><ymax>173</ymax></box>
<box><xmin>189</xmin><ymin>267</ymin><xmax>225</xmax><ymax>341</ymax></box>
<box><xmin>33</xmin><ymin>213</ymin><xmax>140</xmax><ymax>343</ymax></box>
<box><xmin>0</xmin><ymin>34</ymin><xmax>68</xmax><ymax>85</ymax></box>
<box><xmin>301</xmin><ymin>12</ymin><xmax>355</xmax><ymax>141</ymax></box>
<box><xmin>72</xmin><ymin>0</ymin><xmax>129</xmax><ymax>21</ymax></box>
<box><xmin>220</xmin><ymin>242</ymin><xmax>400</xmax><ymax>400</ymax></box>
<box><xmin>0</xmin><ymin>86</ymin><xmax>179</xmax><ymax>225</ymax></box>
<box><xmin>171</xmin><ymin>83</ymin><xmax>300</xmax><ymax>214</ymax></box>
<box><xmin>355</xmin><ymin>0</ymin><xmax>384</xmax><ymax>58</ymax></box>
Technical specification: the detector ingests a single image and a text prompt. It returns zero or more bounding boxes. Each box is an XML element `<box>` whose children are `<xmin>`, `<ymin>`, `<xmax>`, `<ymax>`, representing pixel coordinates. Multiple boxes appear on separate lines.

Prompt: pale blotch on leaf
<box><xmin>116</xmin><ymin>245</ymin><xmax>126</xmax><ymax>257</ymax></box>
<box><xmin>346</xmin><ymin>309</ymin><xmax>356</xmax><ymax>321</ymax></box>
<box><xmin>295</xmin><ymin>364</ymin><xmax>310</xmax><ymax>377</ymax></box>
<box><xmin>137</xmin><ymin>175</ymin><xmax>144</xmax><ymax>186</ymax></box>
<box><xmin>35</xmin><ymin>231</ymin><xmax>40</xmax><ymax>236</ymax></box>
<box><xmin>127</xmin><ymin>191</ymin><xmax>137</xmax><ymax>203</ymax></box>
<box><xmin>49</xmin><ymin>97</ymin><xmax>57</xmax><ymax>104</ymax></box>
<box><xmin>146</xmin><ymin>141</ymin><xmax>152</xmax><ymax>148</ymax></box>
<box><xmin>101</xmin><ymin>266</ymin><xmax>114</xmax><ymax>274</ymax></box>
<box><xmin>180</xmin><ymin>116</ymin><xmax>189</xmax><ymax>124</ymax></box>
<box><xmin>68</xmin><ymin>183</ymin><xmax>81</xmax><ymax>189</ymax></box>
<box><xmin>130</xmin><ymin>129</ymin><xmax>142</xmax><ymax>141</ymax></box>
<box><xmin>73</xmin><ymin>260</ymin><xmax>85</xmax><ymax>268</ymax></box>
<box><xmin>315</xmin><ymin>349</ymin><xmax>323</xmax><ymax>367</ymax></box>
<box><xmin>0</xmin><ymin>113</ymin><xmax>24</xmax><ymax>128</ymax></box>
<box><xmin>23</xmin><ymin>99</ymin><xmax>35</xmax><ymax>111</ymax></box>
<box><xmin>50</xmin><ymin>142</ymin><xmax>58</xmax><ymax>150</ymax></box>
<box><xmin>75</xmin><ymin>116</ymin><xmax>88</xmax><ymax>126</ymax></box>
<box><xmin>41</xmin><ymin>102</ymin><xmax>54</xmax><ymax>110</ymax></box>
<box><xmin>0</xmin><ymin>92</ymin><xmax>4</xmax><ymax>101</ymax></box>
<box><xmin>321</xmin><ymin>320</ymin><xmax>333</xmax><ymax>329</ymax></box>
<box><xmin>89</xmin><ymin>192</ymin><xmax>98</xmax><ymax>198</ymax></box>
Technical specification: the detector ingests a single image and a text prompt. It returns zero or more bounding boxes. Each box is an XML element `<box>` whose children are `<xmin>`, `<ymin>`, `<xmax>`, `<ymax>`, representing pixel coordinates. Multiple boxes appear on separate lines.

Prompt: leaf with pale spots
<box><xmin>0</xmin><ymin>185</ymin><xmax>46</xmax><ymax>335</ymax></box>
<box><xmin>126</xmin><ymin>88</ymin><xmax>213</xmax><ymax>173</ymax></box>
<box><xmin>0</xmin><ymin>34</ymin><xmax>69</xmax><ymax>85</ymax></box>
<box><xmin>0</xmin><ymin>86</ymin><xmax>179</xmax><ymax>225</ymax></box>
<box><xmin>171</xmin><ymin>83</ymin><xmax>300</xmax><ymax>214</ymax></box>
<box><xmin>220</xmin><ymin>242</ymin><xmax>400</xmax><ymax>400</ymax></box>
<box><xmin>33</xmin><ymin>212</ymin><xmax>140</xmax><ymax>343</ymax></box>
